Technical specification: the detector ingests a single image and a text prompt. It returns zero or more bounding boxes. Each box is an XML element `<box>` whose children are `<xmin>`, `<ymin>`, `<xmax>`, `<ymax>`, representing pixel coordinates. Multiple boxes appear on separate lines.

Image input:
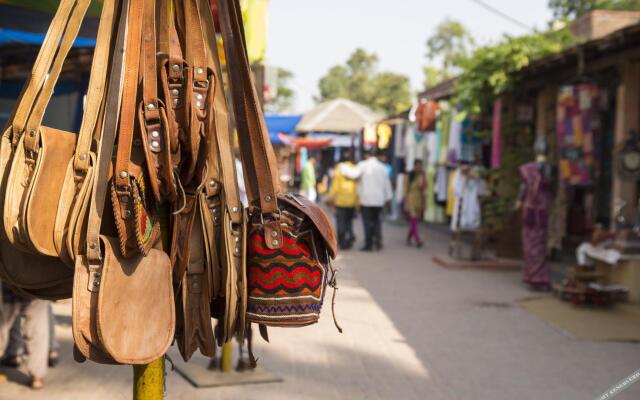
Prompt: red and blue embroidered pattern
<box><xmin>247</xmin><ymin>227</ymin><xmax>326</xmax><ymax>326</ymax></box>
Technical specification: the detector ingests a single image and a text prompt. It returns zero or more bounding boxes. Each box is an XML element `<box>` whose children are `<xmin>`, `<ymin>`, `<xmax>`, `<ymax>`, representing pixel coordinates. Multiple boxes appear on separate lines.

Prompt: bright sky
<box><xmin>266</xmin><ymin>0</ymin><xmax>554</xmax><ymax>113</ymax></box>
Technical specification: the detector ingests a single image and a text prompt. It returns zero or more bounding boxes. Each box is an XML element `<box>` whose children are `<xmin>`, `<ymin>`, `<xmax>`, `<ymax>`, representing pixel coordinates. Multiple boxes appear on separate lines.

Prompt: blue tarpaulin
<box><xmin>0</xmin><ymin>28</ymin><xmax>96</xmax><ymax>47</ymax></box>
<box><xmin>265</xmin><ymin>114</ymin><xmax>301</xmax><ymax>144</ymax></box>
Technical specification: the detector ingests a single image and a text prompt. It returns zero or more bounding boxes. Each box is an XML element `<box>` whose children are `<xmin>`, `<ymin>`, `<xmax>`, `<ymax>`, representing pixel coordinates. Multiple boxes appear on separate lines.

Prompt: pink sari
<box><xmin>519</xmin><ymin>163</ymin><xmax>552</xmax><ymax>288</ymax></box>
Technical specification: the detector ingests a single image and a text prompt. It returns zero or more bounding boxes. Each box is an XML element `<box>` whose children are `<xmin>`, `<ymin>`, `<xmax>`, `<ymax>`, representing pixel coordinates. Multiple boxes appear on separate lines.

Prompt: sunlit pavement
<box><xmin>1</xmin><ymin>220</ymin><xmax>639</xmax><ymax>400</ymax></box>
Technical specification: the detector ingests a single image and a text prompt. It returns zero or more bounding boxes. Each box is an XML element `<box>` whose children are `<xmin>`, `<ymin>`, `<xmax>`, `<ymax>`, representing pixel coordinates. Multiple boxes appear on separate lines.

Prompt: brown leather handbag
<box><xmin>0</xmin><ymin>0</ymin><xmax>89</xmax><ymax>298</ymax></box>
<box><xmin>219</xmin><ymin>0</ymin><xmax>339</xmax><ymax>329</ymax></box>
<box><xmin>3</xmin><ymin>0</ymin><xmax>93</xmax><ymax>257</ymax></box>
<box><xmin>73</xmin><ymin>0</ymin><xmax>175</xmax><ymax>365</ymax></box>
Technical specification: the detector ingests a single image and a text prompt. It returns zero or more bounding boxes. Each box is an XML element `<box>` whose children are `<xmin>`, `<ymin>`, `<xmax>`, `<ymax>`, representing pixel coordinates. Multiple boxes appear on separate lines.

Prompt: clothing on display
<box><xmin>448</xmin><ymin>113</ymin><xmax>462</xmax><ymax>164</ymax></box>
<box><xmin>404</xmin><ymin>125</ymin><xmax>430</xmax><ymax>168</ymax></box>
<box><xmin>519</xmin><ymin>162</ymin><xmax>553</xmax><ymax>287</ymax></box>
<box><xmin>556</xmin><ymin>84</ymin><xmax>598</xmax><ymax>186</ymax></box>
<box><xmin>435</xmin><ymin>166</ymin><xmax>449</xmax><ymax>204</ymax></box>
<box><xmin>450</xmin><ymin>168</ymin><xmax>488</xmax><ymax>231</ymax></box>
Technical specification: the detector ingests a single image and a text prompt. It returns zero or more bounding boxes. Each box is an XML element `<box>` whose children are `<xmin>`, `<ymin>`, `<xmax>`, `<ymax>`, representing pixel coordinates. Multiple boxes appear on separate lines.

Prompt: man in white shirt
<box><xmin>341</xmin><ymin>150</ymin><xmax>393</xmax><ymax>251</ymax></box>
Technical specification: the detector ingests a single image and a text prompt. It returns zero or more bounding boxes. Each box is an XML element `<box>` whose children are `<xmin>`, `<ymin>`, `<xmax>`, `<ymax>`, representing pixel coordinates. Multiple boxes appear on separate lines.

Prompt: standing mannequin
<box><xmin>516</xmin><ymin>137</ymin><xmax>553</xmax><ymax>290</ymax></box>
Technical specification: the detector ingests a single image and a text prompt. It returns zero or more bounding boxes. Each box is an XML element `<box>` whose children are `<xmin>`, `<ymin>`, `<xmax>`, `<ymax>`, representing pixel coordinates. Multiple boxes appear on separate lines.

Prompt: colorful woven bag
<box><xmin>246</xmin><ymin>194</ymin><xmax>337</xmax><ymax>327</ymax></box>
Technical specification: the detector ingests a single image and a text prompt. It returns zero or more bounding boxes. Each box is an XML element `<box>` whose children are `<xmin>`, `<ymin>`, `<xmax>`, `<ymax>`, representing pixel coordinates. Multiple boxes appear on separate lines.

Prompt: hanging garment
<box><xmin>446</xmin><ymin>169</ymin><xmax>458</xmax><ymax>216</ymax></box>
<box><xmin>519</xmin><ymin>162</ymin><xmax>553</xmax><ymax>287</ymax></box>
<box><xmin>404</xmin><ymin>125</ymin><xmax>429</xmax><ymax>168</ymax></box>
<box><xmin>450</xmin><ymin>170</ymin><xmax>487</xmax><ymax>231</ymax></box>
<box><xmin>491</xmin><ymin>97</ymin><xmax>503</xmax><ymax>169</ymax></box>
<box><xmin>426</xmin><ymin>132</ymin><xmax>439</xmax><ymax>166</ymax></box>
<box><xmin>415</xmin><ymin>100</ymin><xmax>439</xmax><ymax>132</ymax></box>
<box><xmin>435</xmin><ymin>166</ymin><xmax>449</xmax><ymax>204</ymax></box>
<box><xmin>447</xmin><ymin>113</ymin><xmax>462</xmax><ymax>164</ymax></box>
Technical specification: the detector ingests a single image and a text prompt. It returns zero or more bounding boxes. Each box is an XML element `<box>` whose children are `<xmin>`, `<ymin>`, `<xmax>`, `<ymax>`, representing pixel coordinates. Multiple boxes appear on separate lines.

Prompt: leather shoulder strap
<box><xmin>23</xmin><ymin>0</ymin><xmax>93</xmax><ymax>153</ymax></box>
<box><xmin>200</xmin><ymin>0</ymin><xmax>241</xmax><ymax>223</ymax></box>
<box><xmin>218</xmin><ymin>0</ymin><xmax>280</xmax><ymax>214</ymax></box>
<box><xmin>9</xmin><ymin>0</ymin><xmax>76</xmax><ymax>139</ymax></box>
<box><xmin>113</xmin><ymin>0</ymin><xmax>144</xmax><ymax>190</ymax></box>
<box><xmin>86</xmin><ymin>0</ymin><xmax>130</xmax><ymax>262</ymax></box>
<box><xmin>73</xmin><ymin>0</ymin><xmax>118</xmax><ymax>173</ymax></box>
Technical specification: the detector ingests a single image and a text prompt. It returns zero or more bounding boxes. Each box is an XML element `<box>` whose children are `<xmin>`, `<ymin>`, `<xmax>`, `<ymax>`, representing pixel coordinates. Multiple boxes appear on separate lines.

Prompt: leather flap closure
<box><xmin>278</xmin><ymin>194</ymin><xmax>337</xmax><ymax>259</ymax></box>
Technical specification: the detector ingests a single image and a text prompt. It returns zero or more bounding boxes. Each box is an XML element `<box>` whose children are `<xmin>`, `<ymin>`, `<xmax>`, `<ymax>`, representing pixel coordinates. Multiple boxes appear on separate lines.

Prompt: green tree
<box><xmin>423</xmin><ymin>19</ymin><xmax>474</xmax><ymax>89</ymax></box>
<box><xmin>317</xmin><ymin>48</ymin><xmax>411</xmax><ymax>115</ymax></box>
<box><xmin>454</xmin><ymin>29</ymin><xmax>574</xmax><ymax>114</ymax></box>
<box><xmin>549</xmin><ymin>0</ymin><xmax>640</xmax><ymax>19</ymax></box>
<box><xmin>265</xmin><ymin>68</ymin><xmax>296</xmax><ymax>113</ymax></box>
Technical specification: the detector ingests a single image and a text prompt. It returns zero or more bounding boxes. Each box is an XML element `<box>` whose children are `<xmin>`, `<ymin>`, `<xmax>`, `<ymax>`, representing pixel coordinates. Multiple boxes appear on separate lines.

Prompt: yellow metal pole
<box><xmin>133</xmin><ymin>358</ymin><xmax>165</xmax><ymax>400</ymax></box>
<box><xmin>221</xmin><ymin>342</ymin><xmax>233</xmax><ymax>372</ymax></box>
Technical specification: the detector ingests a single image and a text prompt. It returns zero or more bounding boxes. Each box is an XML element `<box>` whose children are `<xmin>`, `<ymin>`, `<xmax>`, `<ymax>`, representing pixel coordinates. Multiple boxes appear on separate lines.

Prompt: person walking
<box><xmin>405</xmin><ymin>159</ymin><xmax>426</xmax><ymax>247</ymax></box>
<box><xmin>0</xmin><ymin>283</ymin><xmax>50</xmax><ymax>389</ymax></box>
<box><xmin>328</xmin><ymin>152</ymin><xmax>358</xmax><ymax>250</ymax></box>
<box><xmin>341</xmin><ymin>150</ymin><xmax>393</xmax><ymax>251</ymax></box>
<box><xmin>300</xmin><ymin>156</ymin><xmax>317</xmax><ymax>202</ymax></box>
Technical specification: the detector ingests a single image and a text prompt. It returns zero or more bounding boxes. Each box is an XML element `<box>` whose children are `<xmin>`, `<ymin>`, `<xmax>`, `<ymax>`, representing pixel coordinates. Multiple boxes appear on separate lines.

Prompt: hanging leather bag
<box><xmin>73</xmin><ymin>0</ymin><xmax>175</xmax><ymax>365</ymax></box>
<box><xmin>0</xmin><ymin>0</ymin><xmax>92</xmax><ymax>298</ymax></box>
<box><xmin>3</xmin><ymin>0</ymin><xmax>93</xmax><ymax>257</ymax></box>
<box><xmin>219</xmin><ymin>0</ymin><xmax>338</xmax><ymax>328</ymax></box>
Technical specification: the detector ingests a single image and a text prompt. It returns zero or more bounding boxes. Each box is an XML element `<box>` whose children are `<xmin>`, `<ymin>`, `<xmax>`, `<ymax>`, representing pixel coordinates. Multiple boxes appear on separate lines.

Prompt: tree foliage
<box><xmin>453</xmin><ymin>29</ymin><xmax>575</xmax><ymax>114</ymax></box>
<box><xmin>317</xmin><ymin>48</ymin><xmax>411</xmax><ymax>115</ymax></box>
<box><xmin>549</xmin><ymin>0</ymin><xmax>640</xmax><ymax>19</ymax></box>
<box><xmin>265</xmin><ymin>67</ymin><xmax>295</xmax><ymax>113</ymax></box>
<box><xmin>424</xmin><ymin>19</ymin><xmax>475</xmax><ymax>87</ymax></box>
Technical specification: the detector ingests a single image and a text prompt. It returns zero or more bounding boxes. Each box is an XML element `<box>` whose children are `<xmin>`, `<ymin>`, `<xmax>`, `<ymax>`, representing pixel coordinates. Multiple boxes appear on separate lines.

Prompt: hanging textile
<box><xmin>556</xmin><ymin>84</ymin><xmax>598</xmax><ymax>186</ymax></box>
<box><xmin>239</xmin><ymin>0</ymin><xmax>269</xmax><ymax>63</ymax></box>
<box><xmin>491</xmin><ymin>97</ymin><xmax>503</xmax><ymax>169</ymax></box>
<box><xmin>448</xmin><ymin>112</ymin><xmax>462</xmax><ymax>164</ymax></box>
<box><xmin>404</xmin><ymin>125</ymin><xmax>429</xmax><ymax>168</ymax></box>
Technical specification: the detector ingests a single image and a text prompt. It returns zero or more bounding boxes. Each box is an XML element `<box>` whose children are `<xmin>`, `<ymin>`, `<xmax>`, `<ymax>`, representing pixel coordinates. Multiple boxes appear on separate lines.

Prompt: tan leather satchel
<box><xmin>0</xmin><ymin>0</ymin><xmax>88</xmax><ymax>297</ymax></box>
<box><xmin>73</xmin><ymin>0</ymin><xmax>175</xmax><ymax>365</ymax></box>
<box><xmin>3</xmin><ymin>0</ymin><xmax>93</xmax><ymax>257</ymax></box>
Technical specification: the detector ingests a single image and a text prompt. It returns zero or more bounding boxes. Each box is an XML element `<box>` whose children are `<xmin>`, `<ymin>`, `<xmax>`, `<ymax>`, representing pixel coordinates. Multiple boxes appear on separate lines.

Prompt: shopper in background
<box><xmin>404</xmin><ymin>159</ymin><xmax>426</xmax><ymax>248</ymax></box>
<box><xmin>0</xmin><ymin>283</ymin><xmax>49</xmax><ymax>389</ymax></box>
<box><xmin>328</xmin><ymin>151</ymin><xmax>358</xmax><ymax>250</ymax></box>
<box><xmin>341</xmin><ymin>149</ymin><xmax>393</xmax><ymax>251</ymax></box>
<box><xmin>300</xmin><ymin>155</ymin><xmax>318</xmax><ymax>202</ymax></box>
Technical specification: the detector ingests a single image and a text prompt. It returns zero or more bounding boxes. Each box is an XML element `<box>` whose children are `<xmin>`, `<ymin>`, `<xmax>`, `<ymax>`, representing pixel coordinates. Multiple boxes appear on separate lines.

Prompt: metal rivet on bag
<box><xmin>173</xmin><ymin>99</ymin><xmax>179</xmax><ymax>106</ymax></box>
<box><xmin>79</xmin><ymin>153</ymin><xmax>87</xmax><ymax>160</ymax></box>
<box><xmin>147</xmin><ymin>103</ymin><xmax>156</xmax><ymax>111</ymax></box>
<box><xmin>265</xmin><ymin>195</ymin><xmax>272</xmax><ymax>202</ymax></box>
<box><xmin>89</xmin><ymin>242</ymin><xmax>97</xmax><ymax>250</ymax></box>
<box><xmin>94</xmin><ymin>281</ymin><xmax>100</xmax><ymax>287</ymax></box>
<box><xmin>95</xmin><ymin>272</ymin><xmax>101</xmax><ymax>278</ymax></box>
<box><xmin>151</xmin><ymin>130</ymin><xmax>160</xmax><ymax>139</ymax></box>
<box><xmin>119</xmin><ymin>171</ymin><xmax>128</xmax><ymax>179</ymax></box>
<box><xmin>151</xmin><ymin>141</ymin><xmax>160</xmax><ymax>149</ymax></box>
<box><xmin>196</xmin><ymin>94</ymin><xmax>203</xmax><ymax>100</ymax></box>
<box><xmin>197</xmin><ymin>67</ymin><xmax>204</xmax><ymax>74</ymax></box>
<box><xmin>124</xmin><ymin>210</ymin><xmax>132</xmax><ymax>218</ymax></box>
<box><xmin>29</xmin><ymin>130</ymin><xmax>36</xmax><ymax>137</ymax></box>
<box><xmin>172</xmin><ymin>64</ymin><xmax>180</xmax><ymax>72</ymax></box>
<box><xmin>235</xmin><ymin>237</ymin><xmax>240</xmax><ymax>243</ymax></box>
<box><xmin>232</xmin><ymin>207</ymin><xmax>238</xmax><ymax>213</ymax></box>
<box><xmin>234</xmin><ymin>248</ymin><xmax>241</xmax><ymax>256</ymax></box>
<box><xmin>272</xmin><ymin>239</ymin><xmax>279</xmax><ymax>246</ymax></box>
<box><xmin>271</xmin><ymin>231</ymin><xmax>278</xmax><ymax>238</ymax></box>
<box><xmin>171</xmin><ymin>89</ymin><xmax>179</xmax><ymax>96</ymax></box>
<box><xmin>209</xmin><ymin>180</ymin><xmax>216</xmax><ymax>187</ymax></box>
<box><xmin>196</xmin><ymin>101</ymin><xmax>202</xmax><ymax>108</ymax></box>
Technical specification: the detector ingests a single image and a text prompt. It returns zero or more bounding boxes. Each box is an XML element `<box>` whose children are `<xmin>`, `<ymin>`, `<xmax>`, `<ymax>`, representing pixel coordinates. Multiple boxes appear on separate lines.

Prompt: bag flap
<box><xmin>97</xmin><ymin>235</ymin><xmax>175</xmax><ymax>365</ymax></box>
<box><xmin>278</xmin><ymin>194</ymin><xmax>337</xmax><ymax>259</ymax></box>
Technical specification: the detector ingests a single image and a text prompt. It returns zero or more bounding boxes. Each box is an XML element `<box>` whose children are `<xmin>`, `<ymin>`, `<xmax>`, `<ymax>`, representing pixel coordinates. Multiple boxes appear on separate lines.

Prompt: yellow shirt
<box><xmin>328</xmin><ymin>162</ymin><xmax>358</xmax><ymax>208</ymax></box>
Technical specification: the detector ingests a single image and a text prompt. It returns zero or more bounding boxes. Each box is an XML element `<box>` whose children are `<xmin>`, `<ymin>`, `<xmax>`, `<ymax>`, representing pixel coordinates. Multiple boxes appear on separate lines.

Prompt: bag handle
<box><xmin>86</xmin><ymin>0</ymin><xmax>130</xmax><ymax>263</ymax></box>
<box><xmin>218</xmin><ymin>0</ymin><xmax>280</xmax><ymax>215</ymax></box>
<box><xmin>8</xmin><ymin>0</ymin><xmax>77</xmax><ymax>140</ymax></box>
<box><xmin>23</xmin><ymin>0</ymin><xmax>93</xmax><ymax>155</ymax></box>
<box><xmin>200</xmin><ymin>0</ymin><xmax>242</xmax><ymax>224</ymax></box>
<box><xmin>113</xmin><ymin>0</ymin><xmax>144</xmax><ymax>193</ymax></box>
<box><xmin>72</xmin><ymin>0</ymin><xmax>119</xmax><ymax>173</ymax></box>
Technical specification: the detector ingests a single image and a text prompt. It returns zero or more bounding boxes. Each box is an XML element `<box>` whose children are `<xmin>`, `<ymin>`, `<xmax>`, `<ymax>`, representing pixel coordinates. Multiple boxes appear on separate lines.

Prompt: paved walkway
<box><xmin>1</xmin><ymin>221</ymin><xmax>639</xmax><ymax>399</ymax></box>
